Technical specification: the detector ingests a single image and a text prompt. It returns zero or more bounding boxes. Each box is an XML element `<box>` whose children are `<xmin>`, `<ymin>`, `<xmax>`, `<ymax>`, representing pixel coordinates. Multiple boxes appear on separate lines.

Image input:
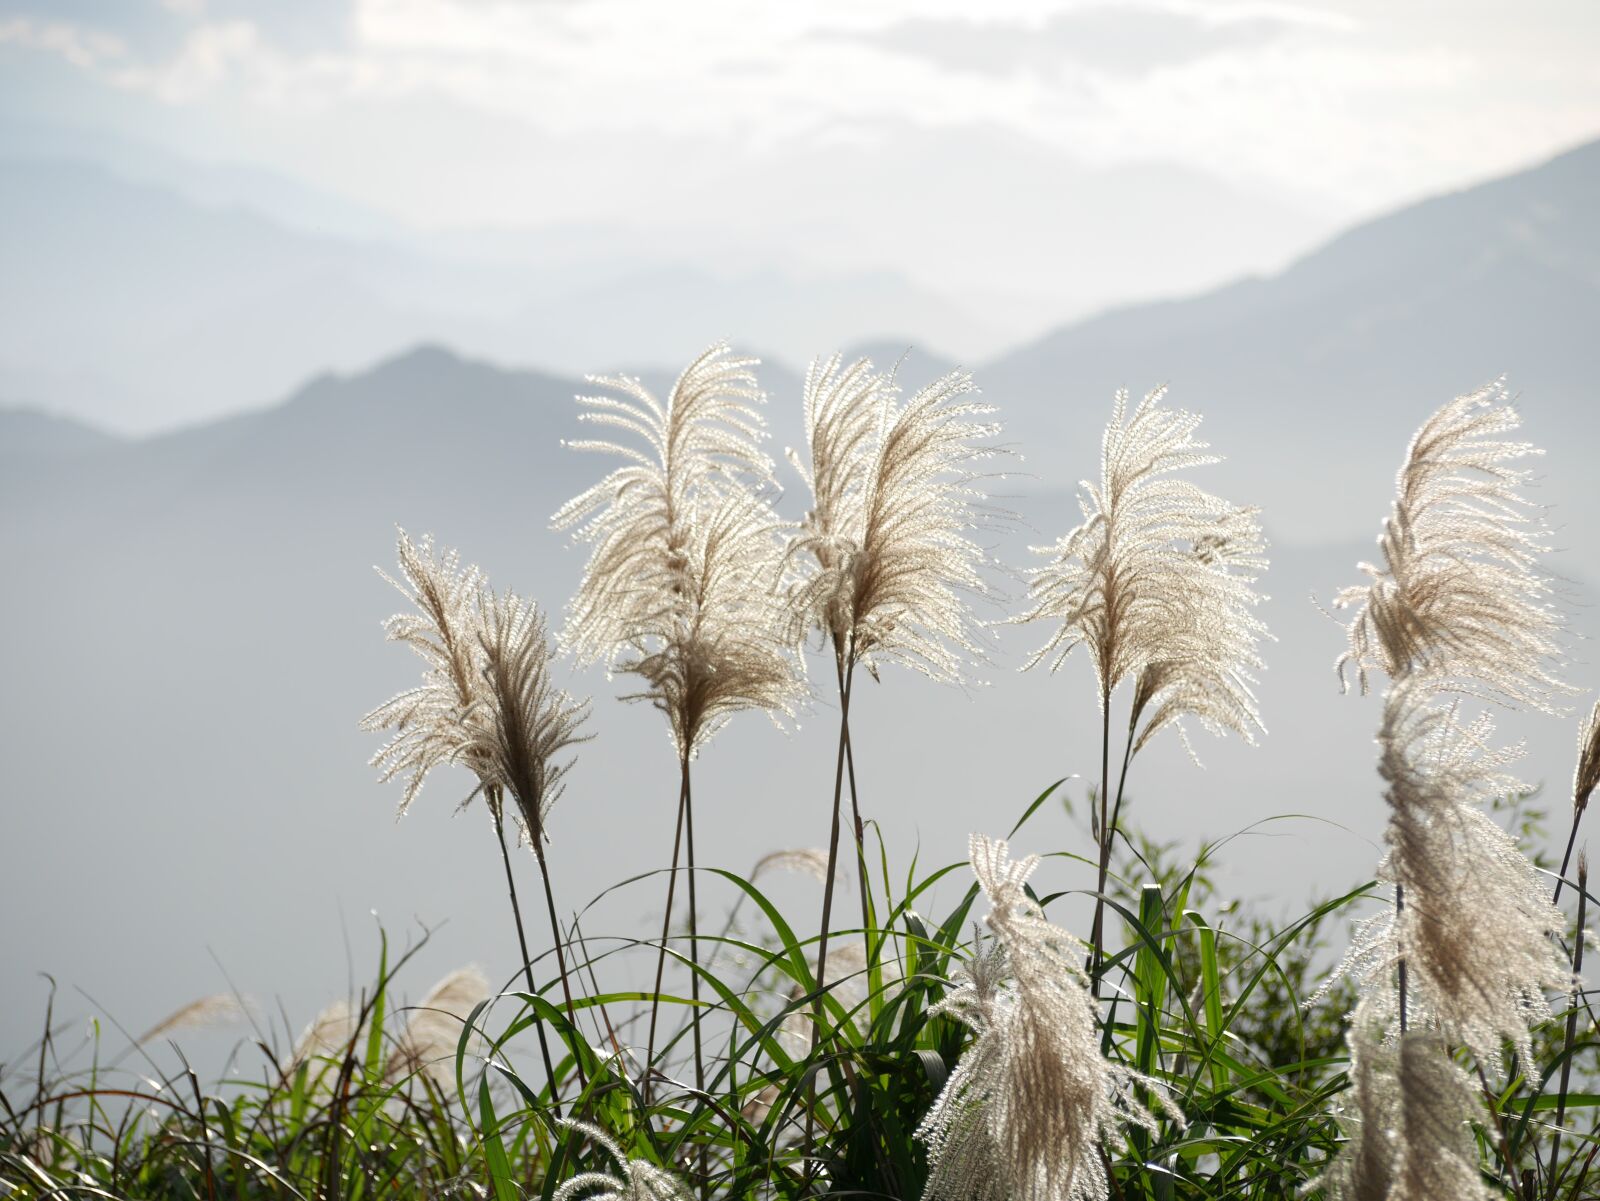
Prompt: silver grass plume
<box><xmin>1329</xmin><ymin>680</ymin><xmax>1569</xmax><ymax>1066</ymax></box>
<box><xmin>1018</xmin><ymin>387</ymin><xmax>1267</xmax><ymax>754</ymax></box>
<box><xmin>1334</xmin><ymin>381</ymin><xmax>1568</xmax><ymax>710</ymax></box>
<box><xmin>362</xmin><ymin>531</ymin><xmax>488</xmax><ymax>814</ymax></box>
<box><xmin>1576</xmin><ymin>699</ymin><xmax>1600</xmax><ymax>816</ymax></box>
<box><xmin>553</xmin><ymin>343</ymin><xmax>798</xmax><ymax>756</ymax></box>
<box><xmin>1320</xmin><ymin>998</ymin><xmax>1493</xmax><ymax>1201</ymax></box>
<box><xmin>466</xmin><ymin>586</ymin><xmax>592</xmax><ymax>843</ymax></box>
<box><xmin>917</xmin><ymin>836</ymin><xmax>1178</xmax><ymax>1201</ymax></box>
<box><xmin>552</xmin><ymin>1120</ymin><xmax>692</xmax><ymax>1201</ymax></box>
<box><xmin>137</xmin><ymin>995</ymin><xmax>248</xmax><ymax>1045</ymax></box>
<box><xmin>785</xmin><ymin>352</ymin><xmax>1002</xmax><ymax>682</ymax></box>
<box><xmin>388</xmin><ymin>966</ymin><xmax>491</xmax><ymax>1088</ymax></box>
<box><xmin>287</xmin><ymin>999</ymin><xmax>365</xmax><ymax>1070</ymax></box>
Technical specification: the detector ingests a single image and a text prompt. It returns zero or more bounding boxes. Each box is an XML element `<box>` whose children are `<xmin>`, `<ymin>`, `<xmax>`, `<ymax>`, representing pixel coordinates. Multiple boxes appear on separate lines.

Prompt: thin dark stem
<box><xmin>1087</xmin><ymin>685</ymin><xmax>1113</xmax><ymax>996</ymax></box>
<box><xmin>837</xmin><ymin>652</ymin><xmax>872</xmax><ymax>951</ymax></box>
<box><xmin>643</xmin><ymin>766</ymin><xmax>690</xmax><ymax>1107</ymax></box>
<box><xmin>1396</xmin><ymin>883</ymin><xmax>1408</xmax><ymax>1035</ymax></box>
<box><xmin>491</xmin><ymin>795</ymin><xmax>561</xmax><ymax>1118</ymax></box>
<box><xmin>682</xmin><ymin>760</ymin><xmax>706</xmax><ymax>1106</ymax></box>
<box><xmin>1553</xmin><ymin>804</ymin><xmax>1586</xmax><ymax>907</ymax></box>
<box><xmin>815</xmin><ymin>652</ymin><xmax>857</xmax><ymax>1013</ymax></box>
<box><xmin>531</xmin><ymin>831</ymin><xmax>587</xmax><ymax>1092</ymax></box>
<box><xmin>1088</xmin><ymin>718</ymin><xmax>1137</xmax><ymax>995</ymax></box>
<box><xmin>808</xmin><ymin>646</ymin><xmax>857</xmax><ymax>1182</ymax></box>
<box><xmin>1549</xmin><ymin>861</ymin><xmax>1587</xmax><ymax>1201</ymax></box>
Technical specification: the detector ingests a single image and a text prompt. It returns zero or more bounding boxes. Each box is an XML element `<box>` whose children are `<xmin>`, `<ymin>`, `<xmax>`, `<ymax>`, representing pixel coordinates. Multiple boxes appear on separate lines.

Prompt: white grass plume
<box><xmin>786</xmin><ymin>353</ymin><xmax>1002</xmax><ymax>683</ymax></box>
<box><xmin>137</xmin><ymin>995</ymin><xmax>248</xmax><ymax>1045</ymax></box>
<box><xmin>552</xmin><ymin>1120</ymin><xmax>691</xmax><ymax>1201</ymax></box>
<box><xmin>1320</xmin><ymin>1001</ymin><xmax>1493</xmax><ymax>1201</ymax></box>
<box><xmin>1018</xmin><ymin>387</ymin><xmax>1267</xmax><ymax>757</ymax></box>
<box><xmin>554</xmin><ymin>343</ymin><xmax>798</xmax><ymax>756</ymax></box>
<box><xmin>362</xmin><ymin>531</ymin><xmax>487</xmax><ymax>814</ymax></box>
<box><xmin>917</xmin><ymin>836</ymin><xmax>1179</xmax><ymax>1201</ymax></box>
<box><xmin>287</xmin><ymin>999</ymin><xmax>365</xmax><ymax>1070</ymax></box>
<box><xmin>1576</xmin><ymin>699</ymin><xmax>1600</xmax><ymax>816</ymax></box>
<box><xmin>389</xmin><ymin>967</ymin><xmax>490</xmax><ymax>1088</ymax></box>
<box><xmin>467</xmin><ymin>585</ymin><xmax>592</xmax><ymax>843</ymax></box>
<box><xmin>1329</xmin><ymin>680</ymin><xmax>1569</xmax><ymax>1066</ymax></box>
<box><xmin>1333</xmin><ymin>381</ymin><xmax>1567</xmax><ymax>710</ymax></box>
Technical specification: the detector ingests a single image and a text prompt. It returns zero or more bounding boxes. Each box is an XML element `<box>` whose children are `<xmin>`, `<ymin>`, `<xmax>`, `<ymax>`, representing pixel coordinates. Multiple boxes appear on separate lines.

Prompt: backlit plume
<box><xmin>1019</xmin><ymin>387</ymin><xmax>1268</xmax><ymax>755</ymax></box>
<box><xmin>786</xmin><ymin>352</ymin><xmax>1002</xmax><ymax>682</ymax></box>
<box><xmin>362</xmin><ymin>531</ymin><xmax>488</xmax><ymax>814</ymax></box>
<box><xmin>467</xmin><ymin>586</ymin><xmax>592</xmax><ymax>843</ymax></box>
<box><xmin>1334</xmin><ymin>381</ymin><xmax>1567</xmax><ymax>710</ymax></box>
<box><xmin>554</xmin><ymin>343</ymin><xmax>798</xmax><ymax>756</ymax></box>
<box><xmin>917</xmin><ymin>836</ymin><xmax>1177</xmax><ymax>1201</ymax></box>
<box><xmin>1320</xmin><ymin>1001</ymin><xmax>1494</xmax><ymax>1201</ymax></box>
<box><xmin>553</xmin><ymin>1121</ymin><xmax>691</xmax><ymax>1201</ymax></box>
<box><xmin>1333</xmin><ymin>681</ymin><xmax>1568</xmax><ymax>1066</ymax></box>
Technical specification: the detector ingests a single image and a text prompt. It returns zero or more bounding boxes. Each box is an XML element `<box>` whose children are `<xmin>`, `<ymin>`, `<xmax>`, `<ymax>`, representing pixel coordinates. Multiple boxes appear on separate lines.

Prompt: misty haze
<box><xmin>3</xmin><ymin>4</ymin><xmax>1600</xmax><ymax>1200</ymax></box>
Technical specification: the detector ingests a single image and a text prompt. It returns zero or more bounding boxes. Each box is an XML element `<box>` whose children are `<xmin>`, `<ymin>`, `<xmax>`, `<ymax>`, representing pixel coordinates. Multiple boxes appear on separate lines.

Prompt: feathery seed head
<box><xmin>1334</xmin><ymin>382</ymin><xmax>1568</xmax><ymax>709</ymax></box>
<box><xmin>918</xmin><ymin>836</ymin><xmax>1180</xmax><ymax>1201</ymax></box>
<box><xmin>468</xmin><ymin>586</ymin><xmax>592</xmax><ymax>843</ymax></box>
<box><xmin>786</xmin><ymin>353</ymin><xmax>1002</xmax><ymax>684</ymax></box>
<box><xmin>388</xmin><ymin>967</ymin><xmax>490</xmax><ymax>1088</ymax></box>
<box><xmin>1321</xmin><ymin>1004</ymin><xmax>1493</xmax><ymax>1201</ymax></box>
<box><xmin>1018</xmin><ymin>388</ymin><xmax>1268</xmax><ymax>757</ymax></box>
<box><xmin>1331</xmin><ymin>680</ymin><xmax>1570</xmax><ymax>1066</ymax></box>
<box><xmin>554</xmin><ymin>344</ymin><xmax>800</xmax><ymax>756</ymax></box>
<box><xmin>552</xmin><ymin>1120</ymin><xmax>691</xmax><ymax>1201</ymax></box>
<box><xmin>362</xmin><ymin>531</ymin><xmax>489</xmax><ymax>815</ymax></box>
<box><xmin>1575</xmin><ymin>699</ymin><xmax>1600</xmax><ymax>813</ymax></box>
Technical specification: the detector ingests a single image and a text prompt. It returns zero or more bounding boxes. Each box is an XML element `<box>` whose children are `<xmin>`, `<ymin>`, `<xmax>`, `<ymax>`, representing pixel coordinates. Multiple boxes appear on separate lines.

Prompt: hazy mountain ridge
<box><xmin>4</xmin><ymin>135</ymin><xmax>1599</xmax><ymax>1060</ymax></box>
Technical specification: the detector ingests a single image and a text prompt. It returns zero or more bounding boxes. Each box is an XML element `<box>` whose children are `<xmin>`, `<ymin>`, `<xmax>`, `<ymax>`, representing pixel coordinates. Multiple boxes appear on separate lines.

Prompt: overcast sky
<box><xmin>4</xmin><ymin>0</ymin><xmax>1596</xmax><ymax>230</ymax></box>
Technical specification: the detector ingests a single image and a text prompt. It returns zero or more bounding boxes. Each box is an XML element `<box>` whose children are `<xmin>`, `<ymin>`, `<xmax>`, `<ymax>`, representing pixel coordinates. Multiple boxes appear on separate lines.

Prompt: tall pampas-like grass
<box><xmin>1333</xmin><ymin>381</ymin><xmax>1567</xmax><ymax>710</ymax></box>
<box><xmin>1555</xmin><ymin>699</ymin><xmax>1600</xmax><ymax>905</ymax></box>
<box><xmin>1017</xmin><ymin>388</ymin><xmax>1267</xmax><ymax>986</ymax></box>
<box><xmin>388</xmin><ymin>967</ymin><xmax>491</xmax><ymax>1089</ymax></box>
<box><xmin>785</xmin><ymin>352</ymin><xmax>1001</xmax><ymax>1017</ymax></box>
<box><xmin>553</xmin><ymin>1121</ymin><xmax>692</xmax><ymax>1201</ymax></box>
<box><xmin>553</xmin><ymin>342</ymin><xmax>800</xmax><ymax>1103</ymax></box>
<box><xmin>1320</xmin><ymin>999</ymin><xmax>1494</xmax><ymax>1201</ymax></box>
<box><xmin>1331</xmin><ymin>681</ymin><xmax>1569</xmax><ymax>1065</ymax></box>
<box><xmin>917</xmin><ymin>836</ymin><xmax>1178</xmax><ymax>1201</ymax></box>
<box><xmin>362</xmin><ymin>531</ymin><xmax>591</xmax><ymax>1108</ymax></box>
<box><xmin>362</xmin><ymin>531</ymin><xmax>487</xmax><ymax>814</ymax></box>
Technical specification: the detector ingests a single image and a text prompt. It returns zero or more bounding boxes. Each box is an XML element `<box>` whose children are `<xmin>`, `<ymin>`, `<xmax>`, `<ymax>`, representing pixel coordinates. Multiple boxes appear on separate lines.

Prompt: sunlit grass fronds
<box><xmin>136</xmin><ymin>994</ymin><xmax>247</xmax><ymax>1045</ymax></box>
<box><xmin>554</xmin><ymin>343</ymin><xmax>773</xmax><ymax>668</ymax></box>
<box><xmin>362</xmin><ymin>529</ymin><xmax>486</xmax><ymax>815</ymax></box>
<box><xmin>469</xmin><ymin>585</ymin><xmax>592</xmax><ymax>841</ymax></box>
<box><xmin>1333</xmin><ymin>381</ymin><xmax>1568</xmax><ymax>710</ymax></box>
<box><xmin>288</xmin><ymin>999</ymin><xmax>364</xmax><ymax>1070</ymax></box>
<box><xmin>1576</xmin><ymin>699</ymin><xmax>1600</xmax><ymax>814</ymax></box>
<box><xmin>750</xmin><ymin>847</ymin><xmax>831</xmax><ymax>883</ymax></box>
<box><xmin>787</xmin><ymin>353</ymin><xmax>1001</xmax><ymax>683</ymax></box>
<box><xmin>918</xmin><ymin>836</ymin><xmax>1178</xmax><ymax>1201</ymax></box>
<box><xmin>1322</xmin><ymin>1006</ymin><xmax>1494</xmax><ymax>1201</ymax></box>
<box><xmin>1335</xmin><ymin>681</ymin><xmax>1569</xmax><ymax>1065</ymax></box>
<box><xmin>553</xmin><ymin>1121</ymin><xmax>692</xmax><ymax>1201</ymax></box>
<box><xmin>1019</xmin><ymin>387</ymin><xmax>1267</xmax><ymax>751</ymax></box>
<box><xmin>620</xmin><ymin>491</ymin><xmax>799</xmax><ymax>757</ymax></box>
<box><xmin>389</xmin><ymin>967</ymin><xmax>490</xmax><ymax>1088</ymax></box>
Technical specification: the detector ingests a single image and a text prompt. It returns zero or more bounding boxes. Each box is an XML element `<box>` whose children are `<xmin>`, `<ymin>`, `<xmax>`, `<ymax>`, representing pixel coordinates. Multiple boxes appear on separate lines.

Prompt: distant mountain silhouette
<box><xmin>980</xmin><ymin>138</ymin><xmax>1600</xmax><ymax>544</ymax></box>
<box><xmin>4</xmin><ymin>142</ymin><xmax>1597</xmax><ymax>1061</ymax></box>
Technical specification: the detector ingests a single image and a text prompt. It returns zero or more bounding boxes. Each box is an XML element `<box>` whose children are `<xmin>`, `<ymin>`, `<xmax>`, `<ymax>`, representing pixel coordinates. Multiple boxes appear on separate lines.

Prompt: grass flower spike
<box><xmin>362</xmin><ymin>531</ymin><xmax>487</xmax><ymax>814</ymax></box>
<box><xmin>553</xmin><ymin>1121</ymin><xmax>691</xmax><ymax>1201</ymax></box>
<box><xmin>918</xmin><ymin>836</ymin><xmax>1177</xmax><ymax>1201</ymax></box>
<box><xmin>1334</xmin><ymin>381</ymin><xmax>1567</xmax><ymax>710</ymax></box>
